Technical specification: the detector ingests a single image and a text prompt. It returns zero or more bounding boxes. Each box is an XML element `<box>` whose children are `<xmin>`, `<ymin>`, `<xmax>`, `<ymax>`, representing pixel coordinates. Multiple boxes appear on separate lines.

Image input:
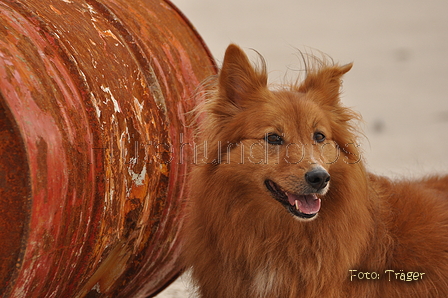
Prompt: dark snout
<box><xmin>305</xmin><ymin>168</ymin><xmax>330</xmax><ymax>191</ymax></box>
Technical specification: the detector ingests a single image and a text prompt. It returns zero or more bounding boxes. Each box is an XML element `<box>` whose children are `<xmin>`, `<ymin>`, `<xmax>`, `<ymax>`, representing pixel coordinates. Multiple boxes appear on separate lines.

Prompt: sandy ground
<box><xmin>155</xmin><ymin>0</ymin><xmax>448</xmax><ymax>296</ymax></box>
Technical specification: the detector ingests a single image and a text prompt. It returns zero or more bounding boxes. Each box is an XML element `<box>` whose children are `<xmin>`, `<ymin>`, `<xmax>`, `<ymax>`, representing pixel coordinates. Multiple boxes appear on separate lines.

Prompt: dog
<box><xmin>181</xmin><ymin>44</ymin><xmax>448</xmax><ymax>297</ymax></box>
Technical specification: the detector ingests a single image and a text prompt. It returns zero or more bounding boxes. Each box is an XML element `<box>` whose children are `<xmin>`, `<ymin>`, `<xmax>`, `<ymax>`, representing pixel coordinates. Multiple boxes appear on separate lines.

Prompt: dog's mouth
<box><xmin>265</xmin><ymin>180</ymin><xmax>321</xmax><ymax>219</ymax></box>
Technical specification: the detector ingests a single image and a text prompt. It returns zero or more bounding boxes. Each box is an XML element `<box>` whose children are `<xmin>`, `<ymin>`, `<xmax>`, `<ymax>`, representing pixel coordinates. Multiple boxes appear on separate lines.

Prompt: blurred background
<box><xmin>156</xmin><ymin>0</ymin><xmax>448</xmax><ymax>296</ymax></box>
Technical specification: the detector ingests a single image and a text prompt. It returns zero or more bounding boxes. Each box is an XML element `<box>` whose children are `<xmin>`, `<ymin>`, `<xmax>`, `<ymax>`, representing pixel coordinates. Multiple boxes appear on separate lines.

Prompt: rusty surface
<box><xmin>0</xmin><ymin>0</ymin><xmax>217</xmax><ymax>297</ymax></box>
<box><xmin>0</xmin><ymin>94</ymin><xmax>30</xmax><ymax>297</ymax></box>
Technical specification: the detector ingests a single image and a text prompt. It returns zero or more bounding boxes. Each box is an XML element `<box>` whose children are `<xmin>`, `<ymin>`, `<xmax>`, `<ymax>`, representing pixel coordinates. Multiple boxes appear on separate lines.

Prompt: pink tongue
<box><xmin>287</xmin><ymin>193</ymin><xmax>321</xmax><ymax>214</ymax></box>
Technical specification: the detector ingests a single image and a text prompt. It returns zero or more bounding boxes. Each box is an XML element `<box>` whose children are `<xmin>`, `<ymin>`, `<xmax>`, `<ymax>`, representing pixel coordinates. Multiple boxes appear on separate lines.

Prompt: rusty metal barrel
<box><xmin>0</xmin><ymin>0</ymin><xmax>216</xmax><ymax>297</ymax></box>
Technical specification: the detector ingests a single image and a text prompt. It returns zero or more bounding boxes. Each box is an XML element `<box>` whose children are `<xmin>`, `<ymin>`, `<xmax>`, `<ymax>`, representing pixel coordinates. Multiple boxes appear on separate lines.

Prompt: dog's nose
<box><xmin>305</xmin><ymin>168</ymin><xmax>330</xmax><ymax>191</ymax></box>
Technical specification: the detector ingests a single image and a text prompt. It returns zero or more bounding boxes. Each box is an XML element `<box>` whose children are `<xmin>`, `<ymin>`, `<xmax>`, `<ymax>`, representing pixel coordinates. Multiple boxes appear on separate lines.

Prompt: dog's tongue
<box><xmin>287</xmin><ymin>193</ymin><xmax>321</xmax><ymax>214</ymax></box>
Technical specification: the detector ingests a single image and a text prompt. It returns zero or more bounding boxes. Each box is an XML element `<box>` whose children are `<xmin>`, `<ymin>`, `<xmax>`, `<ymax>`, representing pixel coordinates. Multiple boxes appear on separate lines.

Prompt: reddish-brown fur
<box><xmin>181</xmin><ymin>44</ymin><xmax>448</xmax><ymax>297</ymax></box>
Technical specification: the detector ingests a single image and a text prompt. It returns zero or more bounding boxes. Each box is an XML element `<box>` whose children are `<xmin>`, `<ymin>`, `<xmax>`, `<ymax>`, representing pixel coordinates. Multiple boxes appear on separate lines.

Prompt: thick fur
<box><xmin>181</xmin><ymin>44</ymin><xmax>448</xmax><ymax>297</ymax></box>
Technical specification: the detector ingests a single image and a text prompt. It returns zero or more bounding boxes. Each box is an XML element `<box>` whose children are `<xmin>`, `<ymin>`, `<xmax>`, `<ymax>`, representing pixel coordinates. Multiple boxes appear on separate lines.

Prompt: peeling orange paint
<box><xmin>0</xmin><ymin>0</ymin><xmax>217</xmax><ymax>297</ymax></box>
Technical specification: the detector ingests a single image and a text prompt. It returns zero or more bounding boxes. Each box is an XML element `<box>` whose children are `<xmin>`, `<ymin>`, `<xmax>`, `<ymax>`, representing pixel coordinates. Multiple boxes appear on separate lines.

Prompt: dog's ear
<box><xmin>218</xmin><ymin>44</ymin><xmax>268</xmax><ymax>108</ymax></box>
<box><xmin>298</xmin><ymin>63</ymin><xmax>360</xmax><ymax>152</ymax></box>
<box><xmin>297</xmin><ymin>63</ymin><xmax>352</xmax><ymax>107</ymax></box>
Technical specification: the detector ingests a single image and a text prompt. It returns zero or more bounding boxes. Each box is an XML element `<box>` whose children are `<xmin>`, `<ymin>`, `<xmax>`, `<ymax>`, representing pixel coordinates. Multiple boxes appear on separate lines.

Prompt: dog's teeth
<box><xmin>295</xmin><ymin>200</ymin><xmax>300</xmax><ymax>210</ymax></box>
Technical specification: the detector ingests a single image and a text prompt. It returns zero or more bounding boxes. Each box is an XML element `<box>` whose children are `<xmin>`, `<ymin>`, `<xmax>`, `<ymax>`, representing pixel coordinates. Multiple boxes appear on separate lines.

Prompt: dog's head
<box><xmin>197</xmin><ymin>44</ymin><xmax>361</xmax><ymax>221</ymax></box>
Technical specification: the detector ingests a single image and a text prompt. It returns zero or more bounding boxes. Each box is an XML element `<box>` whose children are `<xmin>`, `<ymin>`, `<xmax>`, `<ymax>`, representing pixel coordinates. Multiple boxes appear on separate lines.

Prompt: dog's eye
<box><xmin>266</xmin><ymin>133</ymin><xmax>283</xmax><ymax>145</ymax></box>
<box><xmin>314</xmin><ymin>132</ymin><xmax>326</xmax><ymax>143</ymax></box>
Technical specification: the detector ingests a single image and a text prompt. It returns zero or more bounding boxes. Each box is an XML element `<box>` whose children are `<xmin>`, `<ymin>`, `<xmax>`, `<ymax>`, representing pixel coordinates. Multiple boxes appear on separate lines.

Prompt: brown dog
<box><xmin>181</xmin><ymin>44</ymin><xmax>448</xmax><ymax>297</ymax></box>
